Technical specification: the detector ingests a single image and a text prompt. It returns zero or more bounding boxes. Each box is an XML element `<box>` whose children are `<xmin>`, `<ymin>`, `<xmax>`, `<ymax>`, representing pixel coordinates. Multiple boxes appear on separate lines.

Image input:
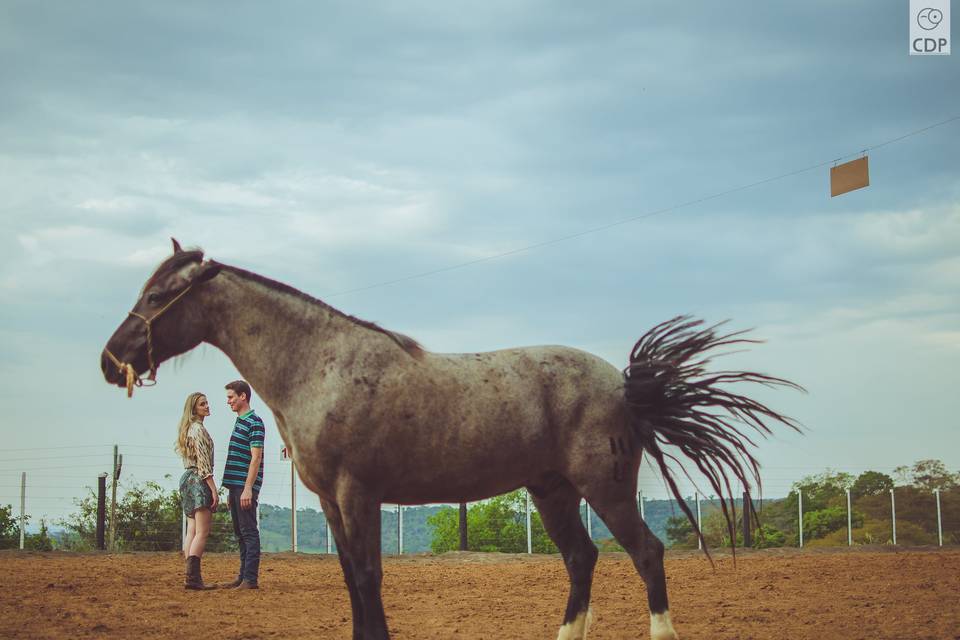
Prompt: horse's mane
<box><xmin>216</xmin><ymin>262</ymin><xmax>425</xmax><ymax>359</ymax></box>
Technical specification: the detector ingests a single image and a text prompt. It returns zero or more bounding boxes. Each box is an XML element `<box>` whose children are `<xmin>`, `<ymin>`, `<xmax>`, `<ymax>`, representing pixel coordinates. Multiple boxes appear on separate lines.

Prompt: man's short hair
<box><xmin>225</xmin><ymin>380</ymin><xmax>252</xmax><ymax>402</ymax></box>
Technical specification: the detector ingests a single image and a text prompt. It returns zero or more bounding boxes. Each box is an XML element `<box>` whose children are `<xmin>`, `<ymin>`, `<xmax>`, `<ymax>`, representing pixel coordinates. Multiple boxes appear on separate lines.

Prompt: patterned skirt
<box><xmin>179</xmin><ymin>468</ymin><xmax>213</xmax><ymax>517</ymax></box>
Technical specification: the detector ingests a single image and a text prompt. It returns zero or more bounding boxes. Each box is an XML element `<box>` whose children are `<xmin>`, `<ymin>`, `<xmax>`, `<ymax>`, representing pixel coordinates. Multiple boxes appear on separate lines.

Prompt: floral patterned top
<box><xmin>181</xmin><ymin>422</ymin><xmax>215</xmax><ymax>480</ymax></box>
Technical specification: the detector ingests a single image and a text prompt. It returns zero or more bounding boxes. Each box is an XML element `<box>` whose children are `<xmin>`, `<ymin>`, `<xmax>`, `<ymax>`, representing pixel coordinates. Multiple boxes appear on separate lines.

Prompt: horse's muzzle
<box><xmin>100</xmin><ymin>350</ymin><xmax>126</xmax><ymax>386</ymax></box>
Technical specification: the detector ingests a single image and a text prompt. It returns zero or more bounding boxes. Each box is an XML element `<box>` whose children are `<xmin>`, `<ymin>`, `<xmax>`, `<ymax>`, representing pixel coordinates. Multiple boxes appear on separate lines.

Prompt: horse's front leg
<box><xmin>337</xmin><ymin>485</ymin><xmax>389</xmax><ymax>640</ymax></box>
<box><xmin>321</xmin><ymin>498</ymin><xmax>364</xmax><ymax>640</ymax></box>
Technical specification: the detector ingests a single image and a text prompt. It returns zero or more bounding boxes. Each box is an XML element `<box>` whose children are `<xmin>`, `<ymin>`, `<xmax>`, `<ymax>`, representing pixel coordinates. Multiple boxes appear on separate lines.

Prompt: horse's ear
<box><xmin>172</xmin><ymin>238</ymin><xmax>183</xmax><ymax>254</ymax></box>
<box><xmin>192</xmin><ymin>261</ymin><xmax>221</xmax><ymax>284</ymax></box>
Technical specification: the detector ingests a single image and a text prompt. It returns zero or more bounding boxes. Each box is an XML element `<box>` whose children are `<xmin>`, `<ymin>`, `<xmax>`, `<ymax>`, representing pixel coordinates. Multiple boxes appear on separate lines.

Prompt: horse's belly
<box><xmin>383</xmin><ymin>472</ymin><xmax>528</xmax><ymax>504</ymax></box>
<box><xmin>378</xmin><ymin>437</ymin><xmax>554</xmax><ymax>504</ymax></box>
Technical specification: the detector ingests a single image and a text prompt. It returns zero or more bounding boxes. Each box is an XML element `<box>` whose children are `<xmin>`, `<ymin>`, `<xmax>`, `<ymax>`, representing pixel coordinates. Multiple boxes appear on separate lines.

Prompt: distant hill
<box><xmin>259</xmin><ymin>504</ymin><xmax>449</xmax><ymax>553</ymax></box>
<box><xmin>257</xmin><ymin>496</ymin><xmax>777</xmax><ymax>554</ymax></box>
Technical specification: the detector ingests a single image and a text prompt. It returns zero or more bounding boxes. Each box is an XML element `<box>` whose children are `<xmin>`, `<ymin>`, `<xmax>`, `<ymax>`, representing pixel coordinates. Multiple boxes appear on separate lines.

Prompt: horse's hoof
<box><xmin>556</xmin><ymin>607</ymin><xmax>592</xmax><ymax>640</ymax></box>
<box><xmin>650</xmin><ymin>610</ymin><xmax>678</xmax><ymax>640</ymax></box>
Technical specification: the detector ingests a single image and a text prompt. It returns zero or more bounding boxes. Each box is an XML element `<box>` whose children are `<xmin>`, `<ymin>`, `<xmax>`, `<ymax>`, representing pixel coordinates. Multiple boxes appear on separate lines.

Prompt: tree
<box><xmin>429</xmin><ymin>490</ymin><xmax>558</xmax><ymax>553</ymax></box>
<box><xmin>665</xmin><ymin>515</ymin><xmax>694</xmax><ymax>548</ymax></box>
<box><xmin>701</xmin><ymin>508</ymin><xmax>741</xmax><ymax>548</ymax></box>
<box><xmin>789</xmin><ymin>470</ymin><xmax>854</xmax><ymax>511</ymax></box>
<box><xmin>851</xmin><ymin>471</ymin><xmax>893</xmax><ymax>497</ymax></box>
<box><xmin>894</xmin><ymin>459</ymin><xmax>959</xmax><ymax>491</ymax></box>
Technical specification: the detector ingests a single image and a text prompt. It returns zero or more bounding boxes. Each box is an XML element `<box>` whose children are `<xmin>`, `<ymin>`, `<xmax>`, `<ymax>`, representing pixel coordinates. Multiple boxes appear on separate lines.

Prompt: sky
<box><xmin>1</xmin><ymin>1</ymin><xmax>958</xmax><ymax>526</ymax></box>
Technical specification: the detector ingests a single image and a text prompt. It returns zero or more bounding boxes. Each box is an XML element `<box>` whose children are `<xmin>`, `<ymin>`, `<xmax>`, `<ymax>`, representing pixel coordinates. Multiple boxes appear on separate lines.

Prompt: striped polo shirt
<box><xmin>222</xmin><ymin>410</ymin><xmax>265</xmax><ymax>493</ymax></box>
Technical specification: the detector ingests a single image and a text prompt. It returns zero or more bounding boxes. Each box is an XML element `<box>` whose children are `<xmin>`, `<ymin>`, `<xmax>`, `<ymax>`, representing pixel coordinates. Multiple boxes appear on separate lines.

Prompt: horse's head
<box><xmin>100</xmin><ymin>238</ymin><xmax>221</xmax><ymax>394</ymax></box>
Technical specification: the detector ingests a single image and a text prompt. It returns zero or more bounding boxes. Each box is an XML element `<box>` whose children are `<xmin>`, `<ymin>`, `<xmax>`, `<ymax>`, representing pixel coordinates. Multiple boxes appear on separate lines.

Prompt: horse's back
<box><xmin>427</xmin><ymin>344</ymin><xmax>624</xmax><ymax>420</ymax></box>
<box><xmin>382</xmin><ymin>345</ymin><xmax>628</xmax><ymax>499</ymax></box>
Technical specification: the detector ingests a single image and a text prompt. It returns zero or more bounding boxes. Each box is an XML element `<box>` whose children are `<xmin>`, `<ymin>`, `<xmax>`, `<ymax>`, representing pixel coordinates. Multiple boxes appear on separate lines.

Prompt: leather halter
<box><xmin>104</xmin><ymin>284</ymin><xmax>193</xmax><ymax>397</ymax></box>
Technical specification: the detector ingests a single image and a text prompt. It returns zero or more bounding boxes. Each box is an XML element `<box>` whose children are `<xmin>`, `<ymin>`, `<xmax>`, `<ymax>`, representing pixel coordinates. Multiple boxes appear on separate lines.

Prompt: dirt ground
<box><xmin>2</xmin><ymin>547</ymin><xmax>958</xmax><ymax>639</ymax></box>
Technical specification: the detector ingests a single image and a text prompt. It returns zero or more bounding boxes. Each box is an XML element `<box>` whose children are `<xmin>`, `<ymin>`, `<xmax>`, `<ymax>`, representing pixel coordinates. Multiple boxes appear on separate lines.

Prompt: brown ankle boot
<box><xmin>184</xmin><ymin>555</ymin><xmax>216</xmax><ymax>590</ymax></box>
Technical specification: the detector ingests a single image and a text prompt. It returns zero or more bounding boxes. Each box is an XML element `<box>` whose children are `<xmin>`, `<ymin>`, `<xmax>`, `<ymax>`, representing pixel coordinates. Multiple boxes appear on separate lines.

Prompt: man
<box><xmin>221</xmin><ymin>380</ymin><xmax>264</xmax><ymax>589</ymax></box>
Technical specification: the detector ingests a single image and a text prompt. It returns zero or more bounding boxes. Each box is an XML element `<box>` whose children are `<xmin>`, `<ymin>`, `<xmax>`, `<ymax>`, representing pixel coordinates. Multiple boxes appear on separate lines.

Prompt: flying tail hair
<box><xmin>623</xmin><ymin>316</ymin><xmax>803</xmax><ymax>561</ymax></box>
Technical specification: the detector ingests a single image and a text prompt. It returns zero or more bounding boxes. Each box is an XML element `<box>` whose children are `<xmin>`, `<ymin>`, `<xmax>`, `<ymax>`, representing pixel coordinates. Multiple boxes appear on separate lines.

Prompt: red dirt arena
<box><xmin>3</xmin><ymin>547</ymin><xmax>958</xmax><ymax>639</ymax></box>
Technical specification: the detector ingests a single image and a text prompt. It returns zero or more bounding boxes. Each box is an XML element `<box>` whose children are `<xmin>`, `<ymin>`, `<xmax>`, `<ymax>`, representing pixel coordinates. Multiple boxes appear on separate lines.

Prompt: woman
<box><xmin>176</xmin><ymin>392</ymin><xmax>219</xmax><ymax>590</ymax></box>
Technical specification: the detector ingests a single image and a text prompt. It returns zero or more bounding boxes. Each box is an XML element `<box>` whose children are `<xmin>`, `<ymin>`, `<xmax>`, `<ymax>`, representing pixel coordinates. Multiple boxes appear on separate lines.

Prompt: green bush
<box><xmin>429</xmin><ymin>491</ymin><xmax>558</xmax><ymax>553</ymax></box>
<box><xmin>0</xmin><ymin>504</ymin><xmax>22</xmax><ymax>549</ymax></box>
<box><xmin>59</xmin><ymin>478</ymin><xmax>237</xmax><ymax>552</ymax></box>
<box><xmin>802</xmin><ymin>506</ymin><xmax>863</xmax><ymax>540</ymax></box>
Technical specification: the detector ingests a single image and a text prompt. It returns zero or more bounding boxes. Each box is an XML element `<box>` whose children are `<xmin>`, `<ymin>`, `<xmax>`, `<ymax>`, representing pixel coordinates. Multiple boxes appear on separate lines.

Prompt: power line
<box><xmin>325</xmin><ymin>115</ymin><xmax>960</xmax><ymax>299</ymax></box>
<box><xmin>3</xmin><ymin>445</ymin><xmax>118</xmax><ymax>452</ymax></box>
<box><xmin>0</xmin><ymin>454</ymin><xmax>134</xmax><ymax>463</ymax></box>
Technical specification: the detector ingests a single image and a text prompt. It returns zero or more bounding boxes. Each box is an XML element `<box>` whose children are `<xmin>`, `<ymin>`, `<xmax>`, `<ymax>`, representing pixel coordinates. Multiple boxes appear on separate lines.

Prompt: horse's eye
<box><xmin>147</xmin><ymin>292</ymin><xmax>160</xmax><ymax>304</ymax></box>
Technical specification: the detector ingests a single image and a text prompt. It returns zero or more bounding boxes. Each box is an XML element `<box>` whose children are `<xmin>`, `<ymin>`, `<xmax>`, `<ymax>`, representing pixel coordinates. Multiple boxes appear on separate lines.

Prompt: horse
<box><xmin>100</xmin><ymin>239</ymin><xmax>800</xmax><ymax>640</ymax></box>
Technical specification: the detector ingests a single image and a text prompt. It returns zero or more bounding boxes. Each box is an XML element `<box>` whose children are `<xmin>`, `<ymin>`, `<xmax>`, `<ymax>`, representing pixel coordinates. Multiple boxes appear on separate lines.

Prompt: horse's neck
<box><xmin>200</xmin><ymin>270</ymin><xmax>386</xmax><ymax>408</ymax></box>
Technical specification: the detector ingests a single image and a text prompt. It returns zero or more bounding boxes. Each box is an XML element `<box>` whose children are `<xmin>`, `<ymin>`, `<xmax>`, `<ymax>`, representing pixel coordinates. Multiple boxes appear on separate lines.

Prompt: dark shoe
<box><xmin>233</xmin><ymin>580</ymin><xmax>259</xmax><ymax>590</ymax></box>
<box><xmin>218</xmin><ymin>578</ymin><xmax>243</xmax><ymax>589</ymax></box>
<box><xmin>184</xmin><ymin>555</ymin><xmax>216</xmax><ymax>590</ymax></box>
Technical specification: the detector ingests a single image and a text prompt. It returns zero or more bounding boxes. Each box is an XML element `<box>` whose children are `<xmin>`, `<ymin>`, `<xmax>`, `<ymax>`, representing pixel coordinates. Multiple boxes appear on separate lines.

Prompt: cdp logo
<box><xmin>910</xmin><ymin>0</ymin><xmax>951</xmax><ymax>55</ymax></box>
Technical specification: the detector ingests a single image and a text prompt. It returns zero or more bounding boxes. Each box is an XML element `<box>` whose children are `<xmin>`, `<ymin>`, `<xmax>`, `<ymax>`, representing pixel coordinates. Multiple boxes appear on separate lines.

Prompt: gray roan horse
<box><xmin>101</xmin><ymin>240</ymin><xmax>800</xmax><ymax>640</ymax></box>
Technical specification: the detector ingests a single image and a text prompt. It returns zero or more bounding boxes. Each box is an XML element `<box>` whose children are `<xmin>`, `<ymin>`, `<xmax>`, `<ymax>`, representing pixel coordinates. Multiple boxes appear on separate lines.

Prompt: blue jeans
<box><xmin>228</xmin><ymin>487</ymin><xmax>260</xmax><ymax>585</ymax></box>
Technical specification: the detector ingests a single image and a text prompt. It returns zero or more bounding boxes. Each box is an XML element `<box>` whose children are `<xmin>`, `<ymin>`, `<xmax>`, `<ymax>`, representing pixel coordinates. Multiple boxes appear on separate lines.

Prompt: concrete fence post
<box><xmin>798</xmin><ymin>489</ymin><xmax>804</xmax><ymax>548</ymax></box>
<box><xmin>19</xmin><ymin>472</ymin><xmax>26</xmax><ymax>550</ymax></box>
<box><xmin>846</xmin><ymin>489</ymin><xmax>852</xmax><ymax>546</ymax></box>
<box><xmin>326</xmin><ymin>515</ymin><xmax>332</xmax><ymax>554</ymax></box>
<box><xmin>585</xmin><ymin>501</ymin><xmax>592</xmax><ymax>540</ymax></box>
<box><xmin>890</xmin><ymin>488</ymin><xmax>897</xmax><ymax>545</ymax></box>
<box><xmin>291</xmin><ymin>463</ymin><xmax>297</xmax><ymax>553</ymax></box>
<box><xmin>934</xmin><ymin>489</ymin><xmax>943</xmax><ymax>547</ymax></box>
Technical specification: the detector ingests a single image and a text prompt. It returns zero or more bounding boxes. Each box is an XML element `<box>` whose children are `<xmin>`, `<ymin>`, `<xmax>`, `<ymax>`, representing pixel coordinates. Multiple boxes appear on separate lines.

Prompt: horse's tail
<box><xmin>623</xmin><ymin>315</ymin><xmax>803</xmax><ymax>557</ymax></box>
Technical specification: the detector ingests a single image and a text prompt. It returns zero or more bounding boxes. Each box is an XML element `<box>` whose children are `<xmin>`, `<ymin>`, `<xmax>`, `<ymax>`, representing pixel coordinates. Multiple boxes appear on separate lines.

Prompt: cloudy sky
<box><xmin>1</xmin><ymin>1</ymin><xmax>958</xmax><ymax>524</ymax></box>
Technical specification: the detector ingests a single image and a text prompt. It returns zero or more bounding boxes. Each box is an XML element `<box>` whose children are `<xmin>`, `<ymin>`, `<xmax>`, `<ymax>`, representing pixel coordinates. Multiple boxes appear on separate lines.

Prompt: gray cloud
<box><xmin>1</xmin><ymin>0</ymin><xmax>958</xmax><ymax>520</ymax></box>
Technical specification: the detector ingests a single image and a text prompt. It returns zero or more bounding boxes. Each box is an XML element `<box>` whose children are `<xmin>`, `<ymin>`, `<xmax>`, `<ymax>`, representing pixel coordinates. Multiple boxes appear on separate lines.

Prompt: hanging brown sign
<box><xmin>830</xmin><ymin>156</ymin><xmax>870</xmax><ymax>197</ymax></box>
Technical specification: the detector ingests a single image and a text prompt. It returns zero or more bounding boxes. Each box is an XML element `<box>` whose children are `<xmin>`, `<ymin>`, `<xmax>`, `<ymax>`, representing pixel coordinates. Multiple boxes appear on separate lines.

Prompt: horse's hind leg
<box><xmin>588</xmin><ymin>494</ymin><xmax>678</xmax><ymax>640</ymax></box>
<box><xmin>529</xmin><ymin>479</ymin><xmax>598</xmax><ymax>640</ymax></box>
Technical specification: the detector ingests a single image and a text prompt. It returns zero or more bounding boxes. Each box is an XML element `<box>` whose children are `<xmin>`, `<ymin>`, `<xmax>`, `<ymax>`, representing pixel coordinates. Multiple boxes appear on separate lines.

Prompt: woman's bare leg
<box><xmin>189</xmin><ymin>508</ymin><xmax>211</xmax><ymax>558</ymax></box>
<box><xmin>183</xmin><ymin>515</ymin><xmax>196</xmax><ymax>558</ymax></box>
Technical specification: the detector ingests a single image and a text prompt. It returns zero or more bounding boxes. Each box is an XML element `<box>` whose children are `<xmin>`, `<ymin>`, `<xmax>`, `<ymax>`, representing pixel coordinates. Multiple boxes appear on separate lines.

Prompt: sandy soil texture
<box><xmin>3</xmin><ymin>547</ymin><xmax>958</xmax><ymax>639</ymax></box>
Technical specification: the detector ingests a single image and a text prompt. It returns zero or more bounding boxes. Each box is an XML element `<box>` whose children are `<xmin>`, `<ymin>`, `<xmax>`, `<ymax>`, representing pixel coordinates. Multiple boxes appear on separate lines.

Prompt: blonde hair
<box><xmin>175</xmin><ymin>392</ymin><xmax>206</xmax><ymax>457</ymax></box>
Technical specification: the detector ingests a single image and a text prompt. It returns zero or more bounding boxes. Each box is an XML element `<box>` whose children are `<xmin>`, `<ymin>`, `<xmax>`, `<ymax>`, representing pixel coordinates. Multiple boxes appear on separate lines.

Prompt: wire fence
<box><xmin>1</xmin><ymin>445</ymin><xmax>957</xmax><ymax>554</ymax></box>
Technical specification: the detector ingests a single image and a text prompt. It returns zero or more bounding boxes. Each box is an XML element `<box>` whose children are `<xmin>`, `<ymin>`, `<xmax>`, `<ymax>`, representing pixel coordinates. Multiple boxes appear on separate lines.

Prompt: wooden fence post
<box><xmin>96</xmin><ymin>473</ymin><xmax>107</xmax><ymax>550</ymax></box>
<box><xmin>742</xmin><ymin>491</ymin><xmax>752</xmax><ymax>548</ymax></box>
<box><xmin>458</xmin><ymin>502</ymin><xmax>468</xmax><ymax>550</ymax></box>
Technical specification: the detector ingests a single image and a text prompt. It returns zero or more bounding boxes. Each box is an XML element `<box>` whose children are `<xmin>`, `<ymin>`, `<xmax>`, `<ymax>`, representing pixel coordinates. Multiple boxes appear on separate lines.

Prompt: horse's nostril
<box><xmin>101</xmin><ymin>350</ymin><xmax>122</xmax><ymax>381</ymax></box>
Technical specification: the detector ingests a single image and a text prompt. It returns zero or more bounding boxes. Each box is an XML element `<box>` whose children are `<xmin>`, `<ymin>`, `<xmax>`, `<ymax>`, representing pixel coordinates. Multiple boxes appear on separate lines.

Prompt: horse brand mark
<box><xmin>609</xmin><ymin>434</ymin><xmax>637</xmax><ymax>482</ymax></box>
<box><xmin>613</xmin><ymin>461</ymin><xmax>625</xmax><ymax>483</ymax></box>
